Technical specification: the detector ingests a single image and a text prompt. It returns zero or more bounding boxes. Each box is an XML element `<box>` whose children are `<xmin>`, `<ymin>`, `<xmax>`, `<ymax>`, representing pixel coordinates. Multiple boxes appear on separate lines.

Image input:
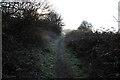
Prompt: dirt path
<box><xmin>55</xmin><ymin>36</ymin><xmax>72</xmax><ymax>78</ymax></box>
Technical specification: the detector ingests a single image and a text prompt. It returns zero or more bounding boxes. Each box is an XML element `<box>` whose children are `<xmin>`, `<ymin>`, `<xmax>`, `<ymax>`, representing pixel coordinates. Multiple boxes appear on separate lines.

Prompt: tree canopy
<box><xmin>78</xmin><ymin>20</ymin><xmax>93</xmax><ymax>31</ymax></box>
<box><xmin>1</xmin><ymin>1</ymin><xmax>63</xmax><ymax>47</ymax></box>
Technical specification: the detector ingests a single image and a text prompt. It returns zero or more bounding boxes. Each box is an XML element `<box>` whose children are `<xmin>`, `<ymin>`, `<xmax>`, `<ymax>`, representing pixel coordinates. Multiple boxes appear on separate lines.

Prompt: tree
<box><xmin>78</xmin><ymin>20</ymin><xmax>93</xmax><ymax>31</ymax></box>
<box><xmin>1</xmin><ymin>1</ymin><xmax>63</xmax><ymax>45</ymax></box>
<box><xmin>45</xmin><ymin>11</ymin><xmax>64</xmax><ymax>35</ymax></box>
<box><xmin>2</xmin><ymin>1</ymin><xmax>63</xmax><ymax>78</ymax></box>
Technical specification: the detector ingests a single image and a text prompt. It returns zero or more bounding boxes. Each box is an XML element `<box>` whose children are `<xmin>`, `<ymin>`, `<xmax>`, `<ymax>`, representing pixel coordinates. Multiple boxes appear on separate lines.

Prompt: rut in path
<box><xmin>55</xmin><ymin>37</ymin><xmax>73</xmax><ymax>78</ymax></box>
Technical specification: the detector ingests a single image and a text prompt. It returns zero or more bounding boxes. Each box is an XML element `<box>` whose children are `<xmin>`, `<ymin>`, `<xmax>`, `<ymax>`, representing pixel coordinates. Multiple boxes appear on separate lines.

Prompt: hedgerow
<box><xmin>65</xmin><ymin>30</ymin><xmax>120</xmax><ymax>78</ymax></box>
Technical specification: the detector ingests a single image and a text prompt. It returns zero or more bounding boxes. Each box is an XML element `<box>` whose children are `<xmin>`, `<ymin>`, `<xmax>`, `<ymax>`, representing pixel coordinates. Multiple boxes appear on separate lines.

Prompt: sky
<box><xmin>49</xmin><ymin>0</ymin><xmax>120</xmax><ymax>30</ymax></box>
<box><xmin>1</xmin><ymin>0</ymin><xmax>120</xmax><ymax>31</ymax></box>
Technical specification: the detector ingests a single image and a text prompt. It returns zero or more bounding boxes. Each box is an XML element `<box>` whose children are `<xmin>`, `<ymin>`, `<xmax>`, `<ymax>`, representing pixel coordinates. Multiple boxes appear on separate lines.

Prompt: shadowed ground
<box><xmin>55</xmin><ymin>37</ymin><xmax>73</xmax><ymax>78</ymax></box>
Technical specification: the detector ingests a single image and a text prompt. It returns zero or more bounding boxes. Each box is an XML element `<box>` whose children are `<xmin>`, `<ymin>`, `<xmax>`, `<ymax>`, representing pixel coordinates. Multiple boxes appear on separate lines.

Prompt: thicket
<box><xmin>1</xmin><ymin>1</ymin><xmax>63</xmax><ymax>78</ymax></box>
<box><xmin>2</xmin><ymin>2</ymin><xmax>63</xmax><ymax>47</ymax></box>
<box><xmin>65</xmin><ymin>30</ymin><xmax>120</xmax><ymax>78</ymax></box>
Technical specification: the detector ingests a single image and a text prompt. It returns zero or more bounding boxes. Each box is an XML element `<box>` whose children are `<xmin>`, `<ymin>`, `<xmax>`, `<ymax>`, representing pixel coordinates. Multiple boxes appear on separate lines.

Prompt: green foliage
<box><xmin>1</xmin><ymin>1</ymin><xmax>63</xmax><ymax>78</ymax></box>
<box><xmin>65</xmin><ymin>30</ymin><xmax>120</xmax><ymax>78</ymax></box>
<box><xmin>1</xmin><ymin>2</ymin><xmax>63</xmax><ymax>47</ymax></box>
<box><xmin>34</xmin><ymin>42</ymin><xmax>56</xmax><ymax>78</ymax></box>
<box><xmin>78</xmin><ymin>21</ymin><xmax>93</xmax><ymax>31</ymax></box>
<box><xmin>64</xmin><ymin>49</ymin><xmax>89</xmax><ymax>78</ymax></box>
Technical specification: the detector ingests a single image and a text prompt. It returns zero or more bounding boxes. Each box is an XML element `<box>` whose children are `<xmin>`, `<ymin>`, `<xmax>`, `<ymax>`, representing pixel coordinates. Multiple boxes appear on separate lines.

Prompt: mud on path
<box><xmin>55</xmin><ymin>36</ymin><xmax>74</xmax><ymax>78</ymax></box>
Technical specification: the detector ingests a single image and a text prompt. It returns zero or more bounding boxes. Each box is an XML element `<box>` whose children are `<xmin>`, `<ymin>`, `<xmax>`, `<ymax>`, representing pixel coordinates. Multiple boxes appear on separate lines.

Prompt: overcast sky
<box><xmin>49</xmin><ymin>0</ymin><xmax>120</xmax><ymax>30</ymax></box>
<box><xmin>1</xmin><ymin>0</ymin><xmax>120</xmax><ymax>30</ymax></box>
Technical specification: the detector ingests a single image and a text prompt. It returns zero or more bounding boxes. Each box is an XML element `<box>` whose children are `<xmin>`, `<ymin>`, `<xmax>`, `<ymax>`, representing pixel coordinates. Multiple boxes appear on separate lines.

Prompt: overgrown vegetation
<box><xmin>65</xmin><ymin>30</ymin><xmax>120</xmax><ymax>78</ymax></box>
<box><xmin>64</xmin><ymin>48</ymin><xmax>89</xmax><ymax>78</ymax></box>
<box><xmin>1</xmin><ymin>1</ymin><xmax>120</xmax><ymax>79</ymax></box>
<box><xmin>1</xmin><ymin>1</ymin><xmax>63</xmax><ymax>79</ymax></box>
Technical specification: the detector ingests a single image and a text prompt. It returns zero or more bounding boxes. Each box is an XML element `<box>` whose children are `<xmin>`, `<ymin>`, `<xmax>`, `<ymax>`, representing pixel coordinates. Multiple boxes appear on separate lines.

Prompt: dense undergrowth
<box><xmin>2</xmin><ymin>1</ymin><xmax>120</xmax><ymax>79</ymax></box>
<box><xmin>65</xmin><ymin>30</ymin><xmax>120</xmax><ymax>78</ymax></box>
<box><xmin>2</xmin><ymin>33</ymin><xmax>57</xmax><ymax>78</ymax></box>
<box><xmin>2</xmin><ymin>1</ymin><xmax>62</xmax><ymax>79</ymax></box>
<box><xmin>64</xmin><ymin>48</ymin><xmax>89</xmax><ymax>78</ymax></box>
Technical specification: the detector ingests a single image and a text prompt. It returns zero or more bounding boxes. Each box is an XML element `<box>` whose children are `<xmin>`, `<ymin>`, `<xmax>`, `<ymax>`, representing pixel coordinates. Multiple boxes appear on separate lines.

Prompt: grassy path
<box><xmin>55</xmin><ymin>36</ymin><xmax>80</xmax><ymax>78</ymax></box>
<box><xmin>55</xmin><ymin>37</ymin><xmax>68</xmax><ymax>78</ymax></box>
<box><xmin>35</xmin><ymin>36</ymin><xmax>82</xmax><ymax>78</ymax></box>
